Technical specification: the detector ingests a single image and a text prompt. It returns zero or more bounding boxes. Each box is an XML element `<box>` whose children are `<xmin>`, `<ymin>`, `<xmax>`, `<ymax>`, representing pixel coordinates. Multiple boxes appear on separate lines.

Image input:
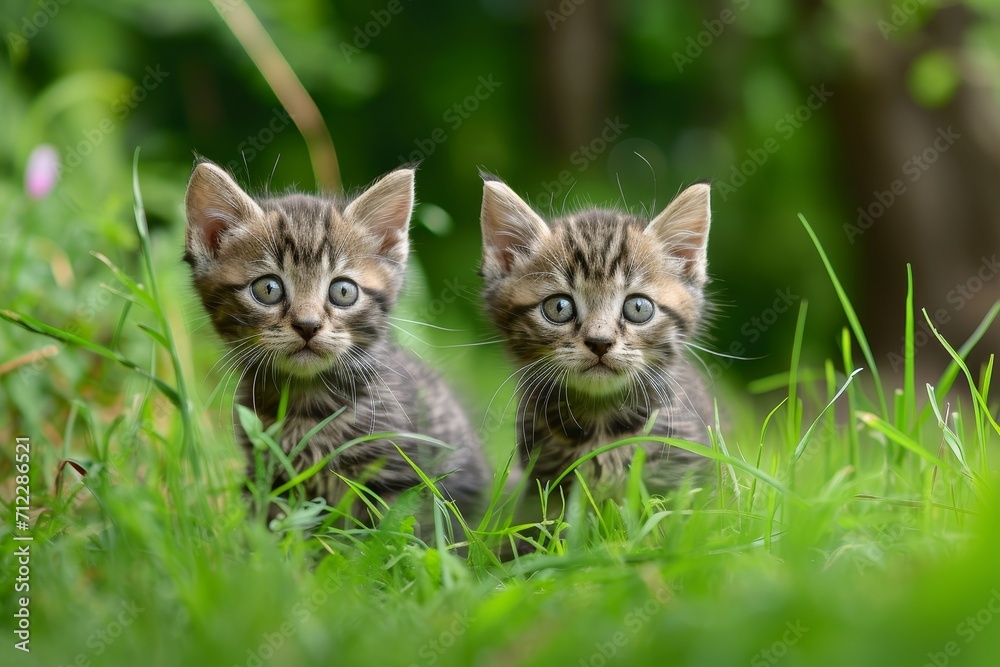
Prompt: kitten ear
<box><xmin>343</xmin><ymin>168</ymin><xmax>414</xmax><ymax>263</ymax></box>
<box><xmin>480</xmin><ymin>177</ymin><xmax>550</xmax><ymax>278</ymax></box>
<box><xmin>184</xmin><ymin>161</ymin><xmax>264</xmax><ymax>261</ymax></box>
<box><xmin>644</xmin><ymin>183</ymin><xmax>711</xmax><ymax>284</ymax></box>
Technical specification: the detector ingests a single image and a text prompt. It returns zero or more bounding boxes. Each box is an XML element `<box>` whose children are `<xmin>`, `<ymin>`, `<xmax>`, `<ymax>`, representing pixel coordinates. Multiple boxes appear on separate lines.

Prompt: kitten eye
<box><xmin>541</xmin><ymin>295</ymin><xmax>575</xmax><ymax>324</ymax></box>
<box><xmin>329</xmin><ymin>279</ymin><xmax>359</xmax><ymax>307</ymax></box>
<box><xmin>623</xmin><ymin>295</ymin><xmax>654</xmax><ymax>324</ymax></box>
<box><xmin>250</xmin><ymin>276</ymin><xmax>284</xmax><ymax>305</ymax></box>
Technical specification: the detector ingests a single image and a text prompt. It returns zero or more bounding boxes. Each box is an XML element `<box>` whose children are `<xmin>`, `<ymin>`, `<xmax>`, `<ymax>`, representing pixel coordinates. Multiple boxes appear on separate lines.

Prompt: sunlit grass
<box><xmin>2</xmin><ymin>164</ymin><xmax>999</xmax><ymax>667</ymax></box>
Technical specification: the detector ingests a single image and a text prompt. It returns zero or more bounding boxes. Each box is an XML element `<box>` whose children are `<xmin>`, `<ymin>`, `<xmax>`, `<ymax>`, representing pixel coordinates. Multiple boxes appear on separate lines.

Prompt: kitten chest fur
<box><xmin>519</xmin><ymin>360</ymin><xmax>712</xmax><ymax>496</ymax></box>
<box><xmin>238</xmin><ymin>340</ymin><xmax>484</xmax><ymax>512</ymax></box>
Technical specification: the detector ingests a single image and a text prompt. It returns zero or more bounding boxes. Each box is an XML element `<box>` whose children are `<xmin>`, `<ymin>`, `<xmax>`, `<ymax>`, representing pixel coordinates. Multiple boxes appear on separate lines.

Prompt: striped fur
<box><xmin>184</xmin><ymin>161</ymin><xmax>487</xmax><ymax>526</ymax></box>
<box><xmin>480</xmin><ymin>178</ymin><xmax>715</xmax><ymax>498</ymax></box>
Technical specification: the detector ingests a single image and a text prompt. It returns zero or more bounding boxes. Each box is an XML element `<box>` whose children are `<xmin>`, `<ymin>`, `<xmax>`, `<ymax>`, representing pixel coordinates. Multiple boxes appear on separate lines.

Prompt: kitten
<box><xmin>184</xmin><ymin>161</ymin><xmax>487</xmax><ymax>528</ymax></box>
<box><xmin>479</xmin><ymin>176</ymin><xmax>715</xmax><ymax>499</ymax></box>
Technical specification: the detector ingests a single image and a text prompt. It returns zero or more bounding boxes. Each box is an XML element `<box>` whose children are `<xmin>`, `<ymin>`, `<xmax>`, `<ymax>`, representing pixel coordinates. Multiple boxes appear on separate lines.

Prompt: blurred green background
<box><xmin>3</xmin><ymin>4</ymin><xmax>1000</xmax><ymax>667</ymax></box>
<box><xmin>3</xmin><ymin>0</ymin><xmax>1000</xmax><ymax>438</ymax></box>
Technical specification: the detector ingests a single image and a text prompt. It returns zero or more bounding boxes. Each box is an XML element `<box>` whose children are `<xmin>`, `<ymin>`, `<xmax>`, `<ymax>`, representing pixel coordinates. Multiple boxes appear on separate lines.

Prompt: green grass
<box><xmin>3</xmin><ymin>167</ymin><xmax>1000</xmax><ymax>667</ymax></box>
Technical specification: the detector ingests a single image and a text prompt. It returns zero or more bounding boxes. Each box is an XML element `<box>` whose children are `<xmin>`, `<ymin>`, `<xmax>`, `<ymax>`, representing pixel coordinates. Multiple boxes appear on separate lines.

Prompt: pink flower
<box><xmin>25</xmin><ymin>144</ymin><xmax>59</xmax><ymax>200</ymax></box>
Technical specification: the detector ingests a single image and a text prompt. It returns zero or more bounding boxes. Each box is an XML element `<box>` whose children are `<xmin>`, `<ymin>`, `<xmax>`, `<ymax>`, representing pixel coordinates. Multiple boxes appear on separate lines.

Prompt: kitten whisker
<box><xmin>353</xmin><ymin>345</ymin><xmax>412</xmax><ymax>381</ymax></box>
<box><xmin>539</xmin><ymin>369</ymin><xmax>563</xmax><ymax>434</ymax></box>
<box><xmin>390</xmin><ymin>319</ymin><xmax>427</xmax><ymax>343</ymax></box>
<box><xmin>616</xmin><ymin>172</ymin><xmax>628</xmax><ymax>213</ymax></box>
<box><xmin>638</xmin><ymin>368</ymin><xmax>670</xmax><ymax>414</ymax></box>
<box><xmin>266</xmin><ymin>350</ymin><xmax>281</xmax><ymax>394</ymax></box>
<box><xmin>266</xmin><ymin>155</ymin><xmax>280</xmax><ymax>195</ymax></box>
<box><xmin>482</xmin><ymin>356</ymin><xmax>548</xmax><ymax>432</ymax></box>
<box><xmin>219</xmin><ymin>345</ymin><xmax>264</xmax><ymax>405</ymax></box>
<box><xmin>183</xmin><ymin>314</ymin><xmax>213</xmax><ymax>334</ymax></box>
<box><xmin>515</xmin><ymin>362</ymin><xmax>559</xmax><ymax>449</ymax></box>
<box><xmin>555</xmin><ymin>371</ymin><xmax>576</xmax><ymax>436</ymax></box>
<box><xmin>684</xmin><ymin>341</ymin><xmax>763</xmax><ymax>362</ymax></box>
<box><xmin>345</xmin><ymin>348</ymin><xmax>411</xmax><ymax>429</ymax></box>
<box><xmin>638</xmin><ymin>364</ymin><xmax>672</xmax><ymax>409</ymax></box>
<box><xmin>509</xmin><ymin>363</ymin><xmax>549</xmax><ymax>439</ymax></box>
<box><xmin>228</xmin><ymin>349</ymin><xmax>262</xmax><ymax>416</ymax></box>
<box><xmin>563</xmin><ymin>382</ymin><xmax>582</xmax><ymax>431</ymax></box>
<box><xmin>355</xmin><ymin>253</ymin><xmax>404</xmax><ymax>267</ymax></box>
<box><xmin>528</xmin><ymin>367</ymin><xmax>562</xmax><ymax>447</ymax></box>
<box><xmin>432</xmin><ymin>340</ymin><xmax>504</xmax><ymax>349</ymax></box>
<box><xmin>388</xmin><ymin>321</ymin><xmax>502</xmax><ymax>350</ymax></box>
<box><xmin>683</xmin><ymin>346</ymin><xmax>715</xmax><ymax>380</ymax></box>
<box><xmin>634</xmin><ymin>150</ymin><xmax>657</xmax><ymax>214</ymax></box>
<box><xmin>504</xmin><ymin>363</ymin><xmax>551</xmax><ymax>436</ymax></box>
<box><xmin>248</xmin><ymin>349</ymin><xmax>273</xmax><ymax>416</ymax></box>
<box><xmin>387</xmin><ymin>317</ymin><xmax>464</xmax><ymax>332</ymax></box>
<box><xmin>339</xmin><ymin>351</ymin><xmax>379</xmax><ymax>435</ymax></box>
<box><xmin>657</xmin><ymin>367</ymin><xmax>710</xmax><ymax>433</ymax></box>
<box><xmin>630</xmin><ymin>370</ymin><xmax>649</xmax><ymax>413</ymax></box>
<box><xmin>560</xmin><ymin>179</ymin><xmax>578</xmax><ymax>216</ymax></box>
<box><xmin>621</xmin><ymin>371</ymin><xmax>639</xmax><ymax>412</ymax></box>
<box><xmin>209</xmin><ymin>336</ymin><xmax>260</xmax><ymax>376</ymax></box>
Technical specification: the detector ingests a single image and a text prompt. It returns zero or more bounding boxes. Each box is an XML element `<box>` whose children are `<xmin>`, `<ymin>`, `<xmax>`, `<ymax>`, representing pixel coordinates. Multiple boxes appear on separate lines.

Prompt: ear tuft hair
<box><xmin>184</xmin><ymin>161</ymin><xmax>264</xmax><ymax>264</ymax></box>
<box><xmin>343</xmin><ymin>168</ymin><xmax>415</xmax><ymax>264</ymax></box>
<box><xmin>479</xmin><ymin>177</ymin><xmax>550</xmax><ymax>279</ymax></box>
<box><xmin>643</xmin><ymin>183</ymin><xmax>711</xmax><ymax>284</ymax></box>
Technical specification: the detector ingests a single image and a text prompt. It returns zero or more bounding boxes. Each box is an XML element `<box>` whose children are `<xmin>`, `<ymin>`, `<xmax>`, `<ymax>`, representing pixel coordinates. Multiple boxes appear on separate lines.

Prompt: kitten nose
<box><xmin>292</xmin><ymin>318</ymin><xmax>321</xmax><ymax>341</ymax></box>
<box><xmin>585</xmin><ymin>338</ymin><xmax>613</xmax><ymax>358</ymax></box>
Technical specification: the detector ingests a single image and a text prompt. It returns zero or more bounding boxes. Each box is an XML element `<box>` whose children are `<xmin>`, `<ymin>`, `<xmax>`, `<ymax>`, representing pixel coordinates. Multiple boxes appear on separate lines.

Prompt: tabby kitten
<box><xmin>480</xmin><ymin>176</ymin><xmax>715</xmax><ymax>498</ymax></box>
<box><xmin>184</xmin><ymin>161</ymin><xmax>487</xmax><ymax>526</ymax></box>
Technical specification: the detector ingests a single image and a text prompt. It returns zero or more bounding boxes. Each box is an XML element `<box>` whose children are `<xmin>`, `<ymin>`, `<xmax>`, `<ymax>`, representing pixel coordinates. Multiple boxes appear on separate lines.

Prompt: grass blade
<box><xmin>1</xmin><ymin>309</ymin><xmax>179</xmax><ymax>405</ymax></box>
<box><xmin>549</xmin><ymin>435</ymin><xmax>799</xmax><ymax>501</ymax></box>
<box><xmin>918</xmin><ymin>300</ymin><xmax>1000</xmax><ymax>427</ymax></box>
<box><xmin>902</xmin><ymin>264</ymin><xmax>915</xmax><ymax>433</ymax></box>
<box><xmin>91</xmin><ymin>251</ymin><xmax>158</xmax><ymax>311</ymax></box>
<box><xmin>794</xmin><ymin>368</ymin><xmax>864</xmax><ymax>462</ymax></box>
<box><xmin>925</xmin><ymin>384</ymin><xmax>971</xmax><ymax>474</ymax></box>
<box><xmin>858</xmin><ymin>412</ymin><xmax>963</xmax><ymax>478</ymax></box>
<box><xmin>132</xmin><ymin>149</ymin><xmax>198</xmax><ymax>466</ymax></box>
<box><xmin>787</xmin><ymin>299</ymin><xmax>808</xmax><ymax>452</ymax></box>
<box><xmin>841</xmin><ymin>328</ymin><xmax>860</xmax><ymax>475</ymax></box>
<box><xmin>920</xmin><ymin>308</ymin><xmax>1000</xmax><ymax>438</ymax></box>
<box><xmin>800</xmin><ymin>214</ymin><xmax>887</xmax><ymax>416</ymax></box>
